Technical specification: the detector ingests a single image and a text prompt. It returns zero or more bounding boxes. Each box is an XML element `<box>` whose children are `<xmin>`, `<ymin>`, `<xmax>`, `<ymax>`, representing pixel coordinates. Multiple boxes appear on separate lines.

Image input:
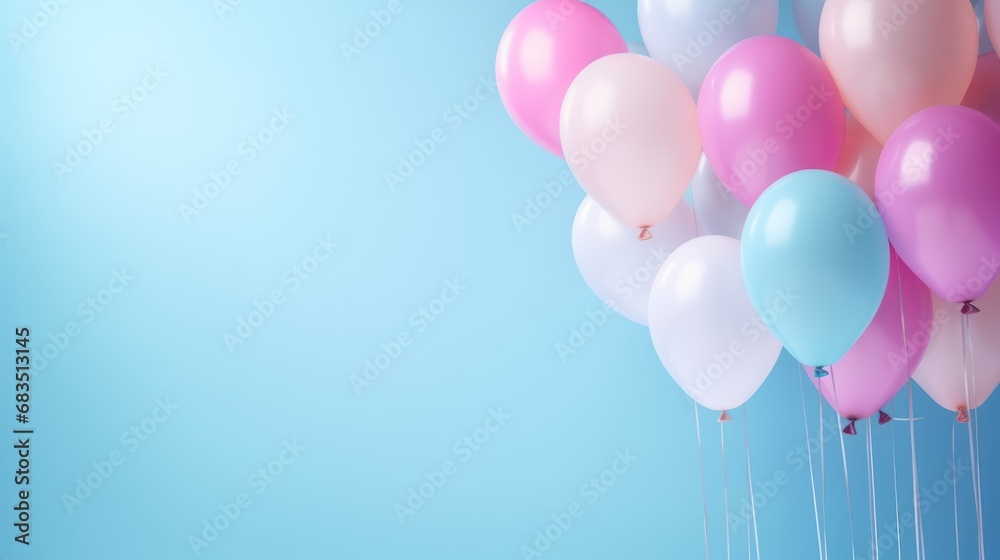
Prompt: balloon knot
<box><xmin>957</xmin><ymin>407</ymin><xmax>970</xmax><ymax>424</ymax></box>
<box><xmin>814</xmin><ymin>366</ymin><xmax>829</xmax><ymax>378</ymax></box>
<box><xmin>879</xmin><ymin>410</ymin><xmax>892</xmax><ymax>425</ymax></box>
<box><xmin>638</xmin><ymin>227</ymin><xmax>652</xmax><ymax>241</ymax></box>
<box><xmin>718</xmin><ymin>410</ymin><xmax>732</xmax><ymax>423</ymax></box>
<box><xmin>843</xmin><ymin>420</ymin><xmax>857</xmax><ymax>435</ymax></box>
<box><xmin>961</xmin><ymin>302</ymin><xmax>981</xmax><ymax>315</ymax></box>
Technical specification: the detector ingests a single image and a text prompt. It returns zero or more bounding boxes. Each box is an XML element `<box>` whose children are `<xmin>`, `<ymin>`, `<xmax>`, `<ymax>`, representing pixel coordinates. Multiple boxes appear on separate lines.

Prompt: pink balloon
<box><xmin>875</xmin><ymin>105</ymin><xmax>1000</xmax><ymax>303</ymax></box>
<box><xmin>804</xmin><ymin>251</ymin><xmax>933</xmax><ymax>422</ymax></box>
<box><xmin>914</xmin><ymin>283</ymin><xmax>1000</xmax><ymax>415</ymax></box>
<box><xmin>962</xmin><ymin>53</ymin><xmax>1000</xmax><ymax>125</ymax></box>
<box><xmin>561</xmin><ymin>54</ymin><xmax>701</xmax><ymax>236</ymax></box>
<box><xmin>698</xmin><ymin>36</ymin><xmax>846</xmax><ymax>208</ymax></box>
<box><xmin>496</xmin><ymin>0</ymin><xmax>627</xmax><ymax>157</ymax></box>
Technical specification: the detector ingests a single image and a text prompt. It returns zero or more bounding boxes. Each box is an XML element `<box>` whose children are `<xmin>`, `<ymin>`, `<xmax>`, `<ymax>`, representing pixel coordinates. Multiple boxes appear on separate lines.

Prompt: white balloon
<box><xmin>913</xmin><ymin>284</ymin><xmax>1000</xmax><ymax>414</ymax></box>
<box><xmin>572</xmin><ymin>196</ymin><xmax>697</xmax><ymax>325</ymax></box>
<box><xmin>638</xmin><ymin>0</ymin><xmax>780</xmax><ymax>98</ymax></box>
<box><xmin>690</xmin><ymin>153</ymin><xmax>749</xmax><ymax>239</ymax></box>
<box><xmin>648</xmin><ymin>236</ymin><xmax>782</xmax><ymax>410</ymax></box>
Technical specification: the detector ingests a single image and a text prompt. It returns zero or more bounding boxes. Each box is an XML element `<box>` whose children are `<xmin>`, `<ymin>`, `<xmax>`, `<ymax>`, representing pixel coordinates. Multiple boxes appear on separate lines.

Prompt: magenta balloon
<box><xmin>496</xmin><ymin>0</ymin><xmax>627</xmax><ymax>157</ymax></box>
<box><xmin>875</xmin><ymin>105</ymin><xmax>1000</xmax><ymax>303</ymax></box>
<box><xmin>698</xmin><ymin>35</ymin><xmax>846</xmax><ymax>208</ymax></box>
<box><xmin>804</xmin><ymin>250</ymin><xmax>933</xmax><ymax>421</ymax></box>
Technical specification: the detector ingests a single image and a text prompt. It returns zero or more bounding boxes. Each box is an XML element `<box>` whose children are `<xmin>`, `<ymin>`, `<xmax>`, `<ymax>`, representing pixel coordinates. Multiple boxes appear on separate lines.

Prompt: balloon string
<box><xmin>890</xmin><ymin>400</ymin><xmax>902</xmax><ymax>560</ymax></box>
<box><xmin>953</xmin><ymin>422</ymin><xmax>961</xmax><ymax>560</ymax></box>
<box><xmin>908</xmin><ymin>380</ymin><xmax>926</xmax><ymax>560</ymax></box>
<box><xmin>896</xmin><ymin>251</ymin><xmax>924</xmax><ymax>560</ymax></box>
<box><xmin>960</xmin><ymin>314</ymin><xmax>984</xmax><ymax>560</ymax></box>
<box><xmin>830</xmin><ymin>367</ymin><xmax>857</xmax><ymax>560</ymax></box>
<box><xmin>966</xmin><ymin>316</ymin><xmax>985</xmax><ymax>560</ymax></box>
<box><xmin>867</xmin><ymin>419</ymin><xmax>879</xmax><ymax>560</ymax></box>
<box><xmin>820</xmin><ymin>386</ymin><xmax>829</xmax><ymax>560</ymax></box>
<box><xmin>798</xmin><ymin>371</ymin><xmax>824</xmax><ymax>560</ymax></box>
<box><xmin>721</xmin><ymin>420</ymin><xmax>732</xmax><ymax>560</ymax></box>
<box><xmin>693</xmin><ymin>402</ymin><xmax>711</xmax><ymax>560</ymax></box>
<box><xmin>742</xmin><ymin>406</ymin><xmax>760</xmax><ymax>560</ymax></box>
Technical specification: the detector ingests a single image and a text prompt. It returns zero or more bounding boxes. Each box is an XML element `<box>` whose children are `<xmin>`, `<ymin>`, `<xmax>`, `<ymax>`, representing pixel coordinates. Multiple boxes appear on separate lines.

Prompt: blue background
<box><xmin>1</xmin><ymin>0</ymin><xmax>995</xmax><ymax>558</ymax></box>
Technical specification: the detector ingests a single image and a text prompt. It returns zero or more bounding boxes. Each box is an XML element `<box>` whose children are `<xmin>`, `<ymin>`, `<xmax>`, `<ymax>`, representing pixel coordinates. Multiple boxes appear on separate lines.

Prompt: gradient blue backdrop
<box><xmin>1</xmin><ymin>1</ymin><xmax>994</xmax><ymax>558</ymax></box>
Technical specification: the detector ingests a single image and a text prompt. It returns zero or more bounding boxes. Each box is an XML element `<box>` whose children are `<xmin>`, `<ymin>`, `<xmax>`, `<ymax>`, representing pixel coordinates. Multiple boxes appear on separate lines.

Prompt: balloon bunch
<box><xmin>497</xmin><ymin>0</ymin><xmax>1000</xmax><ymax>427</ymax></box>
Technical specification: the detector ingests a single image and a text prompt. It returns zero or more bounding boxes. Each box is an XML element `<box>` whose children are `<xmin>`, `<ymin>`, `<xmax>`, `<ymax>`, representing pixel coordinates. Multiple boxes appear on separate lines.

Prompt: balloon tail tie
<box><xmin>844</xmin><ymin>420</ymin><xmax>857</xmax><ymax>436</ymax></box>
<box><xmin>814</xmin><ymin>366</ymin><xmax>829</xmax><ymax>378</ymax></box>
<box><xmin>879</xmin><ymin>410</ymin><xmax>892</xmax><ymax>425</ymax></box>
<box><xmin>961</xmin><ymin>302</ymin><xmax>980</xmax><ymax>315</ymax></box>
<box><xmin>957</xmin><ymin>406</ymin><xmax>970</xmax><ymax>424</ymax></box>
<box><xmin>719</xmin><ymin>410</ymin><xmax>732</xmax><ymax>423</ymax></box>
<box><xmin>638</xmin><ymin>227</ymin><xmax>652</xmax><ymax>241</ymax></box>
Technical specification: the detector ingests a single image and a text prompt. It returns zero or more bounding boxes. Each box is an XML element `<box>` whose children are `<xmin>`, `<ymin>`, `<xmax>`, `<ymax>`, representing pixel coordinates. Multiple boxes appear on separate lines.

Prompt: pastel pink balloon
<box><xmin>875</xmin><ymin>105</ymin><xmax>1000</xmax><ymax>303</ymax></box>
<box><xmin>834</xmin><ymin>113</ymin><xmax>882</xmax><ymax>201</ymax></box>
<box><xmin>820</xmin><ymin>0</ymin><xmax>978</xmax><ymax>143</ymax></box>
<box><xmin>496</xmin><ymin>0</ymin><xmax>626</xmax><ymax>157</ymax></box>
<box><xmin>962</xmin><ymin>53</ymin><xmax>1000</xmax><ymax>125</ymax></box>
<box><xmin>914</xmin><ymin>283</ymin><xmax>1000</xmax><ymax>414</ymax></box>
<box><xmin>804</xmin><ymin>251</ymin><xmax>933</xmax><ymax>421</ymax></box>
<box><xmin>561</xmin><ymin>53</ymin><xmax>701</xmax><ymax>234</ymax></box>
<box><xmin>698</xmin><ymin>36</ymin><xmax>845</xmax><ymax>208</ymax></box>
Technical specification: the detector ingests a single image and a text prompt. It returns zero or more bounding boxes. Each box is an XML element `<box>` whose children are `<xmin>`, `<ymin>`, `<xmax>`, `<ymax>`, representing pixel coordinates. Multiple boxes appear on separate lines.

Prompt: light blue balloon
<box><xmin>741</xmin><ymin>170</ymin><xmax>889</xmax><ymax>368</ymax></box>
<box><xmin>791</xmin><ymin>0</ymin><xmax>824</xmax><ymax>55</ymax></box>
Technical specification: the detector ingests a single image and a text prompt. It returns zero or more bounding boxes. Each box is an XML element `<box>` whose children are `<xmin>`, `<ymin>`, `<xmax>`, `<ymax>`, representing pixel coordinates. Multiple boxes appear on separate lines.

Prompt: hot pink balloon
<box><xmin>875</xmin><ymin>105</ymin><xmax>1000</xmax><ymax>304</ymax></box>
<box><xmin>804</xmin><ymin>251</ymin><xmax>933</xmax><ymax>429</ymax></box>
<box><xmin>962</xmin><ymin>53</ymin><xmax>1000</xmax><ymax>125</ymax></box>
<box><xmin>698</xmin><ymin>36</ymin><xmax>845</xmax><ymax>208</ymax></box>
<box><xmin>496</xmin><ymin>0</ymin><xmax>627</xmax><ymax>157</ymax></box>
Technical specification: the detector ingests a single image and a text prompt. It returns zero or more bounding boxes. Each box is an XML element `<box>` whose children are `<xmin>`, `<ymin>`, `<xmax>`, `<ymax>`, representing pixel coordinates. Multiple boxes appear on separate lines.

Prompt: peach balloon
<box><xmin>913</xmin><ymin>283</ymin><xmax>1000</xmax><ymax>415</ymax></box>
<box><xmin>820</xmin><ymin>0</ymin><xmax>978</xmax><ymax>143</ymax></box>
<box><xmin>834</xmin><ymin>113</ymin><xmax>882</xmax><ymax>200</ymax></box>
<box><xmin>560</xmin><ymin>53</ymin><xmax>701</xmax><ymax>238</ymax></box>
<box><xmin>962</xmin><ymin>53</ymin><xmax>1000</xmax><ymax>124</ymax></box>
